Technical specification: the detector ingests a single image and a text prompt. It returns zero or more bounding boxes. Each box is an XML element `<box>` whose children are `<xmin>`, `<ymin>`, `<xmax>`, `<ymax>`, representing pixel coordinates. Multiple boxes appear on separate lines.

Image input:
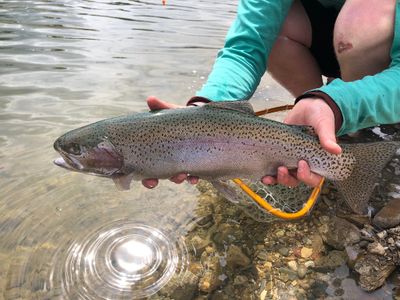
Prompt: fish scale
<box><xmin>54</xmin><ymin>101</ymin><xmax>400</xmax><ymax>214</ymax></box>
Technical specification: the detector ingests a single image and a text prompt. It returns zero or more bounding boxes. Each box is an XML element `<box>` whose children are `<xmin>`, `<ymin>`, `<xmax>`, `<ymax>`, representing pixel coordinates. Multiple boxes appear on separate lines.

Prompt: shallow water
<box><xmin>0</xmin><ymin>0</ymin><xmax>399</xmax><ymax>299</ymax></box>
<box><xmin>0</xmin><ymin>1</ymin><xmax>288</xmax><ymax>298</ymax></box>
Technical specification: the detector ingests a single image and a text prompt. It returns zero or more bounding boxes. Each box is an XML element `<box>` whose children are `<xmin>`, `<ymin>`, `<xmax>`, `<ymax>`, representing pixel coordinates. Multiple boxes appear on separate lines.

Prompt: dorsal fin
<box><xmin>204</xmin><ymin>100</ymin><xmax>255</xmax><ymax>115</ymax></box>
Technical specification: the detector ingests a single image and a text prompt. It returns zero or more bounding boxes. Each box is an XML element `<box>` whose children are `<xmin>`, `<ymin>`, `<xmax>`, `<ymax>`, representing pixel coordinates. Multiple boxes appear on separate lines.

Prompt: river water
<box><xmin>1</xmin><ymin>1</ymin><xmax>399</xmax><ymax>299</ymax></box>
<box><xmin>0</xmin><ymin>0</ymin><xmax>292</xmax><ymax>299</ymax></box>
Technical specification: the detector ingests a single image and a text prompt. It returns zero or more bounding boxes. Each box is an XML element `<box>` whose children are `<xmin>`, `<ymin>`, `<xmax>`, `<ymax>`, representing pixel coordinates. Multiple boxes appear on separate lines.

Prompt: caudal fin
<box><xmin>335</xmin><ymin>141</ymin><xmax>400</xmax><ymax>214</ymax></box>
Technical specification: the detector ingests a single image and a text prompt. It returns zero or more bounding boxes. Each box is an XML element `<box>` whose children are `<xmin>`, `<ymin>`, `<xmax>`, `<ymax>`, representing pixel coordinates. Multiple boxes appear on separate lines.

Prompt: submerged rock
<box><xmin>314</xmin><ymin>250</ymin><xmax>347</xmax><ymax>272</ymax></box>
<box><xmin>320</xmin><ymin>217</ymin><xmax>361</xmax><ymax>250</ymax></box>
<box><xmin>226</xmin><ymin>245</ymin><xmax>251</xmax><ymax>269</ymax></box>
<box><xmin>373</xmin><ymin>199</ymin><xmax>400</xmax><ymax>229</ymax></box>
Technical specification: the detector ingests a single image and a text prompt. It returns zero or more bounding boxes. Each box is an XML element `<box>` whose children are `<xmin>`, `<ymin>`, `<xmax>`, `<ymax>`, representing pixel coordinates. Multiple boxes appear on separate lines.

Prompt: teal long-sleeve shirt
<box><xmin>196</xmin><ymin>0</ymin><xmax>400</xmax><ymax>136</ymax></box>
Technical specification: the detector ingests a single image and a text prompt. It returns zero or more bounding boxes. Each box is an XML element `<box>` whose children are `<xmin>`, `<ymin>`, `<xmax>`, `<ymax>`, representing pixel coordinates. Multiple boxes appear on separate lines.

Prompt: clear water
<box><xmin>0</xmin><ymin>0</ymin><xmax>290</xmax><ymax>298</ymax></box>
<box><xmin>1</xmin><ymin>0</ymin><xmax>398</xmax><ymax>299</ymax></box>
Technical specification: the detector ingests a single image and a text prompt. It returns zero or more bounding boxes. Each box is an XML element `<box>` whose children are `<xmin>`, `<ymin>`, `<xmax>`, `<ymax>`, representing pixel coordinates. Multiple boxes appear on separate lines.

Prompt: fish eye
<box><xmin>67</xmin><ymin>143</ymin><xmax>82</xmax><ymax>155</ymax></box>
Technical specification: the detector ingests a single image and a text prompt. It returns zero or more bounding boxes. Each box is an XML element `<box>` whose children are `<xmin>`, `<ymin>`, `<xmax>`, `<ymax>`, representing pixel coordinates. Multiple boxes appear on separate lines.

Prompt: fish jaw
<box><xmin>54</xmin><ymin>157</ymin><xmax>77</xmax><ymax>171</ymax></box>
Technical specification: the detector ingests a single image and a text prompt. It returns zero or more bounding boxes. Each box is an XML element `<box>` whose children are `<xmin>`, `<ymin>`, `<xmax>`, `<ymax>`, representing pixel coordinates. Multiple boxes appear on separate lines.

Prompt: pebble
<box><xmin>233</xmin><ymin>275</ymin><xmax>247</xmax><ymax>286</ymax></box>
<box><xmin>191</xmin><ymin>235</ymin><xmax>208</xmax><ymax>255</ymax></box>
<box><xmin>287</xmin><ymin>261</ymin><xmax>298</xmax><ymax>272</ymax></box>
<box><xmin>198</xmin><ymin>270</ymin><xmax>222</xmax><ymax>293</ymax></box>
<box><xmin>278</xmin><ymin>247</ymin><xmax>289</xmax><ymax>257</ymax></box>
<box><xmin>226</xmin><ymin>245</ymin><xmax>250</xmax><ymax>269</ymax></box>
<box><xmin>322</xmin><ymin>217</ymin><xmax>361</xmax><ymax>250</ymax></box>
<box><xmin>276</xmin><ymin>230</ymin><xmax>285</xmax><ymax>238</ymax></box>
<box><xmin>367</xmin><ymin>242</ymin><xmax>386</xmax><ymax>256</ymax></box>
<box><xmin>257</xmin><ymin>251</ymin><xmax>268</xmax><ymax>261</ymax></box>
<box><xmin>373</xmin><ymin>199</ymin><xmax>400</xmax><ymax>228</ymax></box>
<box><xmin>377</xmin><ymin>231</ymin><xmax>388</xmax><ymax>240</ymax></box>
<box><xmin>297</xmin><ymin>265</ymin><xmax>307</xmax><ymax>279</ymax></box>
<box><xmin>300</xmin><ymin>247</ymin><xmax>313</xmax><ymax>259</ymax></box>
<box><xmin>304</xmin><ymin>261</ymin><xmax>315</xmax><ymax>268</ymax></box>
<box><xmin>260</xmin><ymin>289</ymin><xmax>268</xmax><ymax>300</ymax></box>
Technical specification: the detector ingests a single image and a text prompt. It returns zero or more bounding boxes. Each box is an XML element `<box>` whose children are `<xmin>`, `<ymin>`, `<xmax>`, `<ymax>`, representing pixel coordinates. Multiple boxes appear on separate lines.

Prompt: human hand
<box><xmin>142</xmin><ymin>96</ymin><xmax>199</xmax><ymax>189</ymax></box>
<box><xmin>262</xmin><ymin>98</ymin><xmax>342</xmax><ymax>187</ymax></box>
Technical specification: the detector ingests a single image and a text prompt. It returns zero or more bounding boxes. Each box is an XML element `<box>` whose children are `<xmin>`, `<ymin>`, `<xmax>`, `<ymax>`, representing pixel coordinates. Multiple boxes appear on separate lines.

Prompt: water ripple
<box><xmin>57</xmin><ymin>221</ymin><xmax>189</xmax><ymax>299</ymax></box>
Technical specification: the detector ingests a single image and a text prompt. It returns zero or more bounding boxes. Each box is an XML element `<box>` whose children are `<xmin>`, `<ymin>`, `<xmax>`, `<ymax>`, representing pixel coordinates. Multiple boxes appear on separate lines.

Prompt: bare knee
<box><xmin>334</xmin><ymin>0</ymin><xmax>396</xmax><ymax>81</ymax></box>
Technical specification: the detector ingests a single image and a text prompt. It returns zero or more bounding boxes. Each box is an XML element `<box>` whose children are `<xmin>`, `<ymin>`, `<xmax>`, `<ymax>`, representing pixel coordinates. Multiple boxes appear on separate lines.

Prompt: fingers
<box><xmin>296</xmin><ymin>160</ymin><xmax>323</xmax><ymax>187</ymax></box>
<box><xmin>170</xmin><ymin>173</ymin><xmax>188</xmax><ymax>184</ymax></box>
<box><xmin>142</xmin><ymin>178</ymin><xmax>158</xmax><ymax>189</ymax></box>
<box><xmin>170</xmin><ymin>173</ymin><xmax>199</xmax><ymax>185</ymax></box>
<box><xmin>187</xmin><ymin>175</ymin><xmax>199</xmax><ymax>185</ymax></box>
<box><xmin>262</xmin><ymin>167</ymin><xmax>300</xmax><ymax>188</ymax></box>
<box><xmin>277</xmin><ymin>166</ymin><xmax>300</xmax><ymax>187</ymax></box>
<box><xmin>146</xmin><ymin>96</ymin><xmax>183</xmax><ymax>110</ymax></box>
<box><xmin>262</xmin><ymin>176</ymin><xmax>276</xmax><ymax>185</ymax></box>
<box><xmin>262</xmin><ymin>161</ymin><xmax>322</xmax><ymax>188</ymax></box>
<box><xmin>142</xmin><ymin>174</ymin><xmax>199</xmax><ymax>188</ymax></box>
<box><xmin>314</xmin><ymin>116</ymin><xmax>342</xmax><ymax>155</ymax></box>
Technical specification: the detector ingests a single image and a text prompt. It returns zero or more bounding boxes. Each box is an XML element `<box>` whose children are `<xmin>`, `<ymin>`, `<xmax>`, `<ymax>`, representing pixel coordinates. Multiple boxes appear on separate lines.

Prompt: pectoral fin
<box><xmin>112</xmin><ymin>174</ymin><xmax>134</xmax><ymax>190</ymax></box>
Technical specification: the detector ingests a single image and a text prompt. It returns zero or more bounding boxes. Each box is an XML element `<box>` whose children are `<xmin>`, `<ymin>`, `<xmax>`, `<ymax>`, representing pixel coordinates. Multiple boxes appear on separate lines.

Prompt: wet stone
<box><xmin>190</xmin><ymin>235</ymin><xmax>209</xmax><ymax>256</ymax></box>
<box><xmin>373</xmin><ymin>199</ymin><xmax>400</xmax><ymax>229</ymax></box>
<box><xmin>304</xmin><ymin>261</ymin><xmax>315</xmax><ymax>269</ymax></box>
<box><xmin>297</xmin><ymin>265</ymin><xmax>307</xmax><ymax>279</ymax></box>
<box><xmin>354</xmin><ymin>254</ymin><xmax>396</xmax><ymax>291</ymax></box>
<box><xmin>278</xmin><ymin>247</ymin><xmax>289</xmax><ymax>257</ymax></box>
<box><xmin>367</xmin><ymin>242</ymin><xmax>386</xmax><ymax>256</ymax></box>
<box><xmin>314</xmin><ymin>250</ymin><xmax>346</xmax><ymax>272</ymax></box>
<box><xmin>198</xmin><ymin>270</ymin><xmax>222</xmax><ymax>293</ymax></box>
<box><xmin>287</xmin><ymin>261</ymin><xmax>297</xmax><ymax>272</ymax></box>
<box><xmin>210</xmin><ymin>290</ymin><xmax>230</xmax><ymax>300</ymax></box>
<box><xmin>256</xmin><ymin>251</ymin><xmax>268</xmax><ymax>261</ymax></box>
<box><xmin>345</xmin><ymin>245</ymin><xmax>361</xmax><ymax>268</ymax></box>
<box><xmin>321</xmin><ymin>217</ymin><xmax>361</xmax><ymax>250</ymax></box>
<box><xmin>226</xmin><ymin>245</ymin><xmax>251</xmax><ymax>269</ymax></box>
<box><xmin>300</xmin><ymin>247</ymin><xmax>313</xmax><ymax>259</ymax></box>
<box><xmin>233</xmin><ymin>275</ymin><xmax>248</xmax><ymax>286</ymax></box>
<box><xmin>377</xmin><ymin>230</ymin><xmax>388</xmax><ymax>240</ymax></box>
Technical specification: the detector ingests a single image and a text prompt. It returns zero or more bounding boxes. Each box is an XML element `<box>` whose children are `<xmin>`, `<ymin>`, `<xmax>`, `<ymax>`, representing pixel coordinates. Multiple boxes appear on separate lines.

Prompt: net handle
<box><xmin>233</xmin><ymin>103</ymin><xmax>325</xmax><ymax>220</ymax></box>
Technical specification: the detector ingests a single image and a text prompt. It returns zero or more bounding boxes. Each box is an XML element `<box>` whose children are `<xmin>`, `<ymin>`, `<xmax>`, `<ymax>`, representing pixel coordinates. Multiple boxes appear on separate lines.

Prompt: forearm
<box><xmin>197</xmin><ymin>0</ymin><xmax>293</xmax><ymax>101</ymax></box>
<box><xmin>314</xmin><ymin>65</ymin><xmax>400</xmax><ymax>135</ymax></box>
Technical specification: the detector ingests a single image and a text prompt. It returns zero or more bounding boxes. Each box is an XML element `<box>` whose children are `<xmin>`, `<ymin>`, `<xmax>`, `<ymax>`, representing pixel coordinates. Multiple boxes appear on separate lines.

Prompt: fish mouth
<box><xmin>54</xmin><ymin>157</ymin><xmax>75</xmax><ymax>171</ymax></box>
<box><xmin>53</xmin><ymin>154</ymin><xmax>84</xmax><ymax>171</ymax></box>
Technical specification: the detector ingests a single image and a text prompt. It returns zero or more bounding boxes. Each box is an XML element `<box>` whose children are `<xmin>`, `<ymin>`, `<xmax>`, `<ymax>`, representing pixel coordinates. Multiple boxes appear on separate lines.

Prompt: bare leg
<box><xmin>268</xmin><ymin>0</ymin><xmax>323</xmax><ymax>97</ymax></box>
<box><xmin>334</xmin><ymin>0</ymin><xmax>395</xmax><ymax>81</ymax></box>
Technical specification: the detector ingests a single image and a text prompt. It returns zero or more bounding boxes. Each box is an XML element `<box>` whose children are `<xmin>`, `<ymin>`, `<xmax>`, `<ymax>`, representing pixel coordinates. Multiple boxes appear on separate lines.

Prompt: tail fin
<box><xmin>335</xmin><ymin>141</ymin><xmax>400</xmax><ymax>214</ymax></box>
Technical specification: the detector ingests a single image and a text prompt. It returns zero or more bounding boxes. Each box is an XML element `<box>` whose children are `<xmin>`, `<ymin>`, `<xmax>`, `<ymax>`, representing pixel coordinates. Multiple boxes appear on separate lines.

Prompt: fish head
<box><xmin>53</xmin><ymin>125</ymin><xmax>124</xmax><ymax>177</ymax></box>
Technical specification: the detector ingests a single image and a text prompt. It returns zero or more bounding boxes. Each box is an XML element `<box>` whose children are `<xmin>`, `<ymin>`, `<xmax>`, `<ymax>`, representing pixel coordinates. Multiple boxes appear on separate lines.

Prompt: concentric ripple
<box><xmin>61</xmin><ymin>221</ymin><xmax>189</xmax><ymax>299</ymax></box>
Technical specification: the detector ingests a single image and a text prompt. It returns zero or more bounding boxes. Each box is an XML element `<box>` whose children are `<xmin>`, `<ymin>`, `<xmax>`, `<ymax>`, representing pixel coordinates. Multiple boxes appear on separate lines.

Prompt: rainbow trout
<box><xmin>53</xmin><ymin>101</ymin><xmax>400</xmax><ymax>214</ymax></box>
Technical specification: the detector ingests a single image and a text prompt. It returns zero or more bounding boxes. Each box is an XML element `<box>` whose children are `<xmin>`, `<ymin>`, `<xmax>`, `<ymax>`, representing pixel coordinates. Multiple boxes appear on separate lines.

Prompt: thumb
<box><xmin>315</xmin><ymin>119</ymin><xmax>342</xmax><ymax>155</ymax></box>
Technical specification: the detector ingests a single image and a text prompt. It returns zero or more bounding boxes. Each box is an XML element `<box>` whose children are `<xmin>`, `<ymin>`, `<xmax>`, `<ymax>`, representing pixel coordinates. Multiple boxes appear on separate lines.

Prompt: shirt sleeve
<box><xmin>196</xmin><ymin>0</ymin><xmax>293</xmax><ymax>101</ymax></box>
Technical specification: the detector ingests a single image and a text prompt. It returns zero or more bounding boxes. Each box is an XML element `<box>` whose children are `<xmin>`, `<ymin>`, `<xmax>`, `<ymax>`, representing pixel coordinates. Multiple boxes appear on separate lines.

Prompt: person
<box><xmin>142</xmin><ymin>0</ymin><xmax>400</xmax><ymax>189</ymax></box>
